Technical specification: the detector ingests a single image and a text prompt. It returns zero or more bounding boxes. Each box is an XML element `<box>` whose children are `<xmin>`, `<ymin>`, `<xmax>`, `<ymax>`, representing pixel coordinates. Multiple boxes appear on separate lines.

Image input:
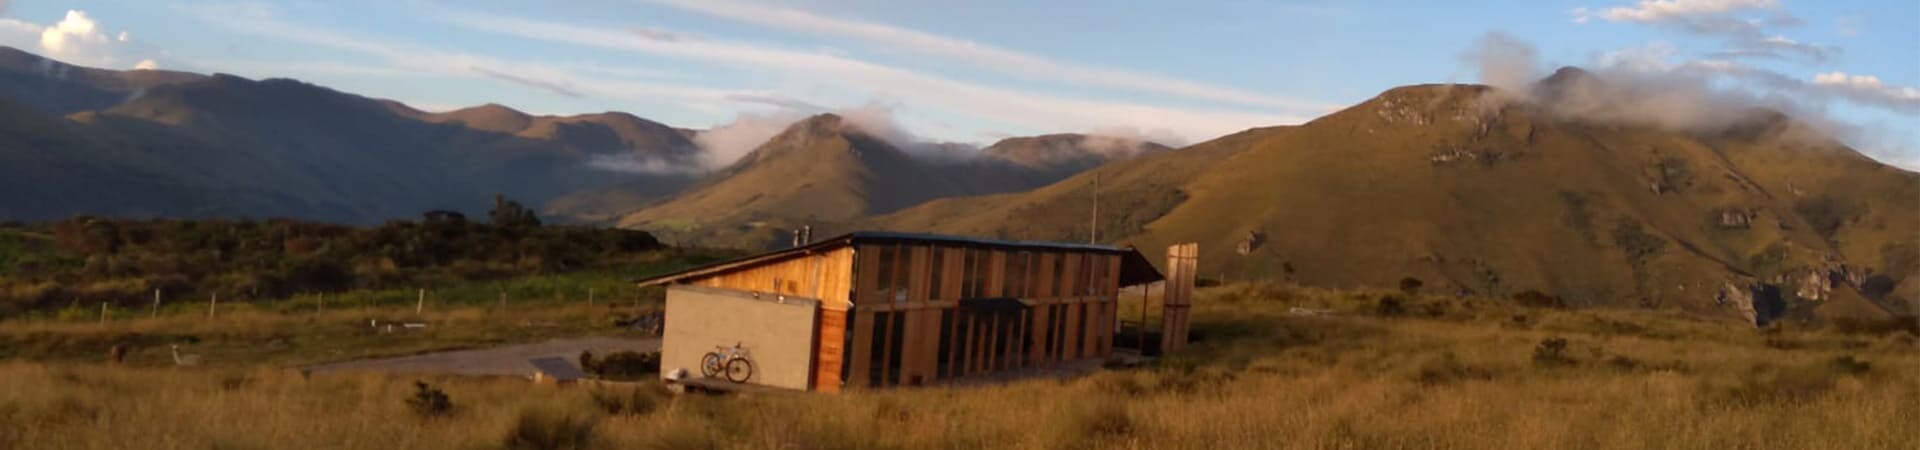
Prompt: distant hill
<box><xmin>614</xmin><ymin>114</ymin><xmax>1163</xmax><ymax>248</ymax></box>
<box><xmin>871</xmin><ymin>70</ymin><xmax>1918</xmax><ymax>323</ymax></box>
<box><xmin>0</xmin><ymin>47</ymin><xmax>694</xmax><ymax>223</ymax></box>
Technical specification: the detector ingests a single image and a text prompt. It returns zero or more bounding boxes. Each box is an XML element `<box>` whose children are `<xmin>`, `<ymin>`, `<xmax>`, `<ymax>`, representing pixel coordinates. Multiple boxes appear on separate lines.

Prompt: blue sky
<box><xmin>0</xmin><ymin>0</ymin><xmax>1915</xmax><ymax>169</ymax></box>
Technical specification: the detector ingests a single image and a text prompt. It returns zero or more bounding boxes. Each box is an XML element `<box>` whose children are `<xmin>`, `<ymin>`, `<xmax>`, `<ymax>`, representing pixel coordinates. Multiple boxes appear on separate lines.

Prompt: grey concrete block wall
<box><xmin>660</xmin><ymin>285</ymin><xmax>820</xmax><ymax>390</ymax></box>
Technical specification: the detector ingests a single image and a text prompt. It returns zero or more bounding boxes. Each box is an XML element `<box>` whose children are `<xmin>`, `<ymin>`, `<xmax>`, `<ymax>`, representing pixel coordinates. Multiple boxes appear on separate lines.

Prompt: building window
<box><xmin>1003</xmin><ymin>251</ymin><xmax>1030</xmax><ymax>298</ymax></box>
<box><xmin>959</xmin><ymin>249</ymin><xmax>976</xmax><ymax>298</ymax></box>
<box><xmin>972</xmin><ymin>249</ymin><xmax>989</xmax><ymax>298</ymax></box>
<box><xmin>936</xmin><ymin>309</ymin><xmax>954</xmax><ymax>378</ymax></box>
<box><xmin>928</xmin><ymin>246</ymin><xmax>945</xmax><ymax>300</ymax></box>
<box><xmin>867</xmin><ymin>312</ymin><xmax>890</xmax><ymax>386</ymax></box>
<box><xmin>893</xmin><ymin>246</ymin><xmax>909</xmax><ymax>303</ymax></box>
<box><xmin>887</xmin><ymin>311</ymin><xmax>906</xmax><ymax>385</ymax></box>
<box><xmin>875</xmin><ymin>245</ymin><xmax>897</xmax><ymax>302</ymax></box>
<box><xmin>1051</xmin><ymin>253</ymin><xmax>1067</xmax><ymax>298</ymax></box>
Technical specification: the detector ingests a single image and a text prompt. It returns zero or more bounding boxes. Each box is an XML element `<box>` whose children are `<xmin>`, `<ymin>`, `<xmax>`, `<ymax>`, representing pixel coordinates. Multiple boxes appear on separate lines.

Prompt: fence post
<box><xmin>499</xmin><ymin>288</ymin><xmax>506</xmax><ymax>309</ymax></box>
<box><xmin>416</xmin><ymin>289</ymin><xmax>425</xmax><ymax>315</ymax></box>
<box><xmin>100</xmin><ymin>302</ymin><xmax>108</xmax><ymax>324</ymax></box>
<box><xmin>208</xmin><ymin>293</ymin><xmax>217</xmax><ymax>319</ymax></box>
<box><xmin>152</xmin><ymin>289</ymin><xmax>161</xmax><ymax>318</ymax></box>
<box><xmin>318</xmin><ymin>292</ymin><xmax>325</xmax><ymax>313</ymax></box>
<box><xmin>588</xmin><ymin>288</ymin><xmax>595</xmax><ymax>308</ymax></box>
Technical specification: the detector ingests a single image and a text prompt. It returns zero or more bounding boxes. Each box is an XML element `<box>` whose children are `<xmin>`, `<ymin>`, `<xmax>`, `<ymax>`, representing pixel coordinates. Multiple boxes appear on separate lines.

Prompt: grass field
<box><xmin>0</xmin><ymin>283</ymin><xmax>1914</xmax><ymax>449</ymax></box>
<box><xmin>0</xmin><ymin>250</ymin><xmax>728</xmax><ymax>366</ymax></box>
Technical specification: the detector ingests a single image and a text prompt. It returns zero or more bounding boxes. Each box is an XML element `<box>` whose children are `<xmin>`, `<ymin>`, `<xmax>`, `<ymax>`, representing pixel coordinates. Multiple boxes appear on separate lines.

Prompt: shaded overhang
<box><xmin>635</xmin><ymin>231</ymin><xmax>1166</xmax><ymax>287</ymax></box>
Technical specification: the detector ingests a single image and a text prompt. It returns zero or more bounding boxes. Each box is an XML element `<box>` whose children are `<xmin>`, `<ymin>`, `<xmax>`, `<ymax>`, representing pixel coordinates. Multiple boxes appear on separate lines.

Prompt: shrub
<box><xmin>1375</xmin><ymin>296</ymin><xmax>1406</xmax><ymax>317</ymax></box>
<box><xmin>1411</xmin><ymin>352</ymin><xmax>1497</xmax><ymax>385</ymax></box>
<box><xmin>584</xmin><ymin>351</ymin><xmax>660</xmax><ymax>379</ymax></box>
<box><xmin>1511</xmin><ymin>290</ymin><xmax>1566</xmax><ymax>309</ymax></box>
<box><xmin>1398</xmin><ymin>277</ymin><xmax>1423</xmax><ymax>295</ymax></box>
<box><xmin>589</xmin><ymin>386</ymin><xmax>661</xmax><ymax>416</ymax></box>
<box><xmin>503</xmin><ymin>408</ymin><xmax>599</xmax><ymax>450</ymax></box>
<box><xmin>1050</xmin><ymin>401</ymin><xmax>1133</xmax><ymax>448</ymax></box>
<box><xmin>1532</xmin><ymin>337</ymin><xmax>1573</xmax><ymax>367</ymax></box>
<box><xmin>1828</xmin><ymin>355</ymin><xmax>1871</xmax><ymax>375</ymax></box>
<box><xmin>405</xmin><ymin>381</ymin><xmax>452</xmax><ymax>418</ymax></box>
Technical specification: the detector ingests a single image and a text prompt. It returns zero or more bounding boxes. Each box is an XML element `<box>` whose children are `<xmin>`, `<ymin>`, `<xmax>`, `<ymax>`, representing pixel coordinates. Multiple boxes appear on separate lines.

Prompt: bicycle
<box><xmin>700</xmin><ymin>342</ymin><xmax>754</xmax><ymax>383</ymax></box>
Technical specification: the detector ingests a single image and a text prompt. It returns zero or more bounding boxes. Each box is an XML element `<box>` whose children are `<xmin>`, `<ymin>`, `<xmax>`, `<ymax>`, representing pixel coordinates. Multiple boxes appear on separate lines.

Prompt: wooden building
<box><xmin>637</xmin><ymin>232</ymin><xmax>1168</xmax><ymax>392</ymax></box>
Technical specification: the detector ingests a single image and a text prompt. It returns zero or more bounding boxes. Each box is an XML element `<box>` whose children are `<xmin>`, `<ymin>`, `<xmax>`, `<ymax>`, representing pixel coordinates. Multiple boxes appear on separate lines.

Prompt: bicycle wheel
<box><xmin>700</xmin><ymin>352</ymin><xmax>724</xmax><ymax>377</ymax></box>
<box><xmin>725</xmin><ymin>358</ymin><xmax>753</xmax><ymax>383</ymax></box>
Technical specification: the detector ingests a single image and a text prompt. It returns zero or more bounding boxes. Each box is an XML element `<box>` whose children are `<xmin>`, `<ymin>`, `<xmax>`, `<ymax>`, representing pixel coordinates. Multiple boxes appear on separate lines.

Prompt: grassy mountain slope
<box><xmin>616</xmin><ymin>114</ymin><xmax>1161</xmax><ymax>248</ymax></box>
<box><xmin>0</xmin><ymin>47</ymin><xmax>694</xmax><ymax>223</ymax></box>
<box><xmin>873</xmin><ymin>77</ymin><xmax>1918</xmax><ymax>321</ymax></box>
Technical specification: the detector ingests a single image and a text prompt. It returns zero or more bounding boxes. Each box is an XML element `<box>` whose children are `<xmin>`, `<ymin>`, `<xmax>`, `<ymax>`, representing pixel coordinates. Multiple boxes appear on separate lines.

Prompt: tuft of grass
<box><xmin>407</xmin><ymin>381</ymin><xmax>453</xmax><ymax>419</ymax></box>
<box><xmin>503</xmin><ymin>407</ymin><xmax>600</xmax><ymax>450</ymax></box>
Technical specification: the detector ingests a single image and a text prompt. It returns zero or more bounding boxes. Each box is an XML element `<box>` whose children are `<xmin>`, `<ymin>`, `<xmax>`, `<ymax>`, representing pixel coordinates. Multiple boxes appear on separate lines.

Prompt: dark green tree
<box><xmin>489</xmin><ymin>194</ymin><xmax>541</xmax><ymax>229</ymax></box>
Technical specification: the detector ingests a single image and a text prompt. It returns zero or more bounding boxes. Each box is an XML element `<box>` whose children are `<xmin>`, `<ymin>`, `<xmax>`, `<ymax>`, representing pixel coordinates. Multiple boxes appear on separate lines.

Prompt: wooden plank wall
<box><xmin>1161</xmin><ymin>243</ymin><xmax>1198</xmax><ymax>353</ymax></box>
<box><xmin>685</xmin><ymin>247</ymin><xmax>854</xmax><ymax>391</ymax></box>
<box><xmin>836</xmin><ymin>243</ymin><xmax>1128</xmax><ymax>389</ymax></box>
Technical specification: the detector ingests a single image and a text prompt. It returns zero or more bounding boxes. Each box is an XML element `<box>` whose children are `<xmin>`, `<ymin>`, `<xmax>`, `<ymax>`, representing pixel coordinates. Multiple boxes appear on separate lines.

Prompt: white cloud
<box><xmin>177</xmin><ymin>3</ymin><xmax>753</xmax><ymax>106</ymax></box>
<box><xmin>1812</xmin><ymin>71</ymin><xmax>1920</xmax><ymax>112</ymax></box>
<box><xmin>1594</xmin><ymin>0</ymin><xmax>1780</xmax><ymax>23</ymax></box>
<box><xmin>132</xmin><ymin>58</ymin><xmax>157</xmax><ymax>70</ymax></box>
<box><xmin>40</xmin><ymin>10</ymin><xmax>107</xmax><ymax>58</ymax></box>
<box><xmin>637</xmin><ymin>0</ymin><xmax>1338</xmax><ymax>113</ymax></box>
<box><xmin>0</xmin><ymin>9</ymin><xmax>158</xmax><ymax>70</ymax></box>
<box><xmin>436</xmin><ymin>10</ymin><xmax>1299</xmax><ymax>152</ymax></box>
<box><xmin>1574</xmin><ymin>0</ymin><xmax>1831</xmax><ymax>62</ymax></box>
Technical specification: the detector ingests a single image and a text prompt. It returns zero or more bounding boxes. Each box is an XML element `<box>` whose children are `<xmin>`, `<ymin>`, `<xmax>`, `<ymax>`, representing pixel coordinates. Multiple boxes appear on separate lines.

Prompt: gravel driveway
<box><xmin>303</xmin><ymin>337</ymin><xmax>660</xmax><ymax>377</ymax></box>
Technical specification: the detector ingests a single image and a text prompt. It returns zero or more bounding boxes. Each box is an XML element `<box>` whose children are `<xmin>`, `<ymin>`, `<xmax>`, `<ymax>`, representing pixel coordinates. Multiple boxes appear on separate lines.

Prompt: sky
<box><xmin>0</xmin><ymin>0</ymin><xmax>1915</xmax><ymax>169</ymax></box>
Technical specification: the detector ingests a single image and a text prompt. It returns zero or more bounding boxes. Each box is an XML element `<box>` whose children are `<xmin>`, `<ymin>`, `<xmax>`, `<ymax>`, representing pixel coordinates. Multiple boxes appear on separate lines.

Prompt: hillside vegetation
<box><xmin>0</xmin><ymin>197</ymin><xmax>732</xmax><ymax>318</ymax></box>
<box><xmin>617</xmin><ymin>114</ymin><xmax>1162</xmax><ymax>249</ymax></box>
<box><xmin>0</xmin><ymin>47</ymin><xmax>696</xmax><ymax>223</ymax></box>
<box><xmin>872</xmin><ymin>76</ymin><xmax>1920</xmax><ymax>324</ymax></box>
<box><xmin>0</xmin><ymin>284</ymin><xmax>1912</xmax><ymax>449</ymax></box>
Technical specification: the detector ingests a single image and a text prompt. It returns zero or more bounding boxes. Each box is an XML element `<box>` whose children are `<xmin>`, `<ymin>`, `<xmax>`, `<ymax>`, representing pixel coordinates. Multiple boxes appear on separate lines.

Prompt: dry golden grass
<box><xmin>1</xmin><ymin>284</ymin><xmax>1914</xmax><ymax>449</ymax></box>
<box><xmin>0</xmin><ymin>302</ymin><xmax>651</xmax><ymax>367</ymax></box>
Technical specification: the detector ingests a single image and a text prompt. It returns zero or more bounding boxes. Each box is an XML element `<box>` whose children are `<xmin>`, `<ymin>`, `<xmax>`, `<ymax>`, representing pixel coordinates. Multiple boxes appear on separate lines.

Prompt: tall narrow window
<box><xmin>1002</xmin><ymin>251</ymin><xmax>1027</xmax><ymax>298</ymax></box>
<box><xmin>893</xmin><ymin>245</ymin><xmax>909</xmax><ymax>303</ymax></box>
<box><xmin>928</xmin><ymin>247</ymin><xmax>945</xmax><ymax>301</ymax></box>
<box><xmin>959</xmin><ymin>249</ymin><xmax>975</xmax><ymax>298</ymax></box>
<box><xmin>1051</xmin><ymin>253</ymin><xmax>1068</xmax><ymax>298</ymax></box>
<box><xmin>868</xmin><ymin>312</ymin><xmax>891</xmax><ymax>386</ymax></box>
<box><xmin>936</xmin><ymin>309</ymin><xmax>954</xmax><ymax>378</ymax></box>
<box><xmin>1081</xmin><ymin>254</ymin><xmax>1097</xmax><ymax>296</ymax></box>
<box><xmin>875</xmin><ymin>246</ymin><xmax>896</xmax><ymax>302</ymax></box>
<box><xmin>887</xmin><ymin>311</ymin><xmax>906</xmax><ymax>385</ymax></box>
<box><xmin>972</xmin><ymin>249</ymin><xmax>989</xmax><ymax>298</ymax></box>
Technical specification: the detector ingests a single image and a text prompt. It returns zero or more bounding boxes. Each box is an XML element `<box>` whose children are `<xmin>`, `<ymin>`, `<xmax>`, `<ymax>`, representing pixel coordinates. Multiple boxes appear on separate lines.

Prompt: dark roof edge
<box><xmin>634</xmin><ymin>231</ymin><xmax>1162</xmax><ymax>287</ymax></box>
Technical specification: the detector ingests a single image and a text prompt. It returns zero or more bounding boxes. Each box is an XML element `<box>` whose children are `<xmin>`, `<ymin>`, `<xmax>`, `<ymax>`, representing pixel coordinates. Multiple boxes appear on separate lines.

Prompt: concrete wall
<box><xmin>661</xmin><ymin>285</ymin><xmax>820</xmax><ymax>391</ymax></box>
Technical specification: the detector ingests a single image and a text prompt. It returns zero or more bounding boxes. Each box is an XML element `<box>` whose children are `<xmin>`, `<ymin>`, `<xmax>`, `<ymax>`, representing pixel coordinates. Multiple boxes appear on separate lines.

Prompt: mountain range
<box><xmin>0</xmin><ymin>46</ymin><xmax>1146</xmax><ymax>224</ymax></box>
<box><xmin>0</xmin><ymin>47</ymin><xmax>1913</xmax><ymax>323</ymax></box>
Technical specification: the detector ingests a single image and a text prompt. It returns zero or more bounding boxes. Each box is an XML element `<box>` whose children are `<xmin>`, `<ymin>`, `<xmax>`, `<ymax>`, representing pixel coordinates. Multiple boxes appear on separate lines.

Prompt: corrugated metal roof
<box><xmin>634</xmin><ymin>231</ymin><xmax>1166</xmax><ymax>287</ymax></box>
<box><xmin>527</xmin><ymin>357</ymin><xmax>589</xmax><ymax>380</ymax></box>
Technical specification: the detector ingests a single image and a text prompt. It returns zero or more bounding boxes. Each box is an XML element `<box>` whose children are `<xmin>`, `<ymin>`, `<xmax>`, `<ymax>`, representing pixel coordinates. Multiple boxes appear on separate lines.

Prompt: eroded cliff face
<box><xmin>1716</xmin><ymin>254</ymin><xmax>1897</xmax><ymax>327</ymax></box>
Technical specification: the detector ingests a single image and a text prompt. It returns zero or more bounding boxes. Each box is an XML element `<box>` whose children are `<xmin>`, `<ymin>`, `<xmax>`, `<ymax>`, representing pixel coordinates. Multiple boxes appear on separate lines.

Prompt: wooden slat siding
<box><xmin>685</xmin><ymin>248</ymin><xmax>855</xmax><ymax>301</ymax></box>
<box><xmin>848</xmin><ymin>310</ymin><xmax>874</xmax><ymax>388</ymax></box>
<box><xmin>917</xmin><ymin>248</ymin><xmax>941</xmax><ymax>383</ymax></box>
<box><xmin>950</xmin><ymin>309</ymin><xmax>962</xmax><ymax>378</ymax></box>
<box><xmin>1027</xmin><ymin>301</ymin><xmax>1048</xmax><ymax>366</ymax></box>
<box><xmin>1162</xmin><ymin>243</ymin><xmax>1198</xmax><ymax>353</ymax></box>
<box><xmin>1103</xmin><ymin>253</ymin><xmax>1121</xmax><ymax>356</ymax></box>
<box><xmin>1034</xmin><ymin>252</ymin><xmax>1055</xmax><ymax>302</ymax></box>
<box><xmin>1067</xmin><ymin>300</ymin><xmax>1082</xmax><ymax>359</ymax></box>
<box><xmin>812</xmin><ymin>309</ymin><xmax>846</xmax><ymax>392</ymax></box>
<box><xmin>855</xmin><ymin>244</ymin><xmax>883</xmax><ymax>306</ymax></box>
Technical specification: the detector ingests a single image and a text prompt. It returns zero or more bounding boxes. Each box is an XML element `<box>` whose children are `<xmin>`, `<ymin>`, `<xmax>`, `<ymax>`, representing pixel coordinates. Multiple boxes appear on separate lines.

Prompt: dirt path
<box><xmin>303</xmin><ymin>337</ymin><xmax>659</xmax><ymax>377</ymax></box>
